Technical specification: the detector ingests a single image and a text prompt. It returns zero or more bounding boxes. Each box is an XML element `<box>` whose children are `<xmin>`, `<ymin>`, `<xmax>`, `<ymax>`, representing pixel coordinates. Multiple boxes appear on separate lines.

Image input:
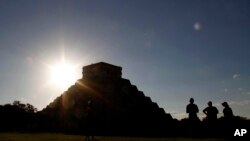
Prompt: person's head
<box><xmin>208</xmin><ymin>101</ymin><xmax>212</xmax><ymax>106</ymax></box>
<box><xmin>222</xmin><ymin>102</ymin><xmax>228</xmax><ymax>107</ymax></box>
<box><xmin>189</xmin><ymin>98</ymin><xmax>194</xmax><ymax>104</ymax></box>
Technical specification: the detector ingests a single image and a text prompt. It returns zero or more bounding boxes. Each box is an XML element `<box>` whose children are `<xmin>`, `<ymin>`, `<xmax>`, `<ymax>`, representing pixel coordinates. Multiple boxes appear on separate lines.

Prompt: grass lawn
<box><xmin>0</xmin><ymin>133</ymin><xmax>230</xmax><ymax>141</ymax></box>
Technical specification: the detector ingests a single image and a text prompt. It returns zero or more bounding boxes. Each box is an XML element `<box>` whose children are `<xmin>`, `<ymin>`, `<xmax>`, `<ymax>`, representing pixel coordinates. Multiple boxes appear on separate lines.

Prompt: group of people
<box><xmin>186</xmin><ymin>98</ymin><xmax>234</xmax><ymax>122</ymax></box>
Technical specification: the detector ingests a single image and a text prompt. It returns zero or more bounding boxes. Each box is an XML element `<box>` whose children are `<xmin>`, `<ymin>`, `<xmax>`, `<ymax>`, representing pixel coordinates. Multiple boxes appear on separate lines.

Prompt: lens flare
<box><xmin>50</xmin><ymin>62</ymin><xmax>78</xmax><ymax>90</ymax></box>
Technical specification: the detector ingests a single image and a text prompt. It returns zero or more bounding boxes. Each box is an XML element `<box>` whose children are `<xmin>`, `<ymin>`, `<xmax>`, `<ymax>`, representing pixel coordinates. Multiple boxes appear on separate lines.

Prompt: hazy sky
<box><xmin>0</xmin><ymin>0</ymin><xmax>250</xmax><ymax>119</ymax></box>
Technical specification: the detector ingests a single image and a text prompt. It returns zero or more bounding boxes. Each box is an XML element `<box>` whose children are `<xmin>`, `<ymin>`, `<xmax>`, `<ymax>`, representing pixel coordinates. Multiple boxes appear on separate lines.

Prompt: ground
<box><xmin>0</xmin><ymin>133</ymin><xmax>230</xmax><ymax>141</ymax></box>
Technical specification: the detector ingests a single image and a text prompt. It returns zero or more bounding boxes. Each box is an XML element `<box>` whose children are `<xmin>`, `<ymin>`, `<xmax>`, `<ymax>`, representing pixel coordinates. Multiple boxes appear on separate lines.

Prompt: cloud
<box><xmin>237</xmin><ymin>91</ymin><xmax>250</xmax><ymax>96</ymax></box>
<box><xmin>25</xmin><ymin>56</ymin><xmax>34</xmax><ymax>65</ymax></box>
<box><xmin>171</xmin><ymin>112</ymin><xmax>187</xmax><ymax>120</ymax></box>
<box><xmin>214</xmin><ymin>100</ymin><xmax>250</xmax><ymax>108</ymax></box>
<box><xmin>228</xmin><ymin>100</ymin><xmax>250</xmax><ymax>106</ymax></box>
<box><xmin>233</xmin><ymin>73</ymin><xmax>240</xmax><ymax>79</ymax></box>
<box><xmin>171</xmin><ymin>112</ymin><xmax>207</xmax><ymax>120</ymax></box>
<box><xmin>224</xmin><ymin>88</ymin><xmax>228</xmax><ymax>93</ymax></box>
<box><xmin>193</xmin><ymin>22</ymin><xmax>202</xmax><ymax>31</ymax></box>
<box><xmin>143</xmin><ymin>31</ymin><xmax>155</xmax><ymax>48</ymax></box>
<box><xmin>238</xmin><ymin>88</ymin><xmax>243</xmax><ymax>91</ymax></box>
<box><xmin>144</xmin><ymin>40</ymin><xmax>152</xmax><ymax>47</ymax></box>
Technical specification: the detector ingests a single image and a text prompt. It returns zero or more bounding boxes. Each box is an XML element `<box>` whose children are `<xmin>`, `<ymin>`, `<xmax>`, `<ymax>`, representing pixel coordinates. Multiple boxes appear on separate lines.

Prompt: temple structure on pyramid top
<box><xmin>82</xmin><ymin>62</ymin><xmax>122</xmax><ymax>80</ymax></box>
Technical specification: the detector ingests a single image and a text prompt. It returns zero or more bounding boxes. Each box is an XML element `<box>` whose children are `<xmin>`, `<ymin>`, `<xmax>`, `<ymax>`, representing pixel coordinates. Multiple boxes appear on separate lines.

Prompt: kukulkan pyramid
<box><xmin>40</xmin><ymin>62</ymin><xmax>173</xmax><ymax>136</ymax></box>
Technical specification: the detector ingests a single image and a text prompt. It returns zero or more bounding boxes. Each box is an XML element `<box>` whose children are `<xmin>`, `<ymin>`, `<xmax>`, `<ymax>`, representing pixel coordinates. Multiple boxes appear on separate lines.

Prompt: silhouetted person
<box><xmin>186</xmin><ymin>98</ymin><xmax>199</xmax><ymax>121</ymax></box>
<box><xmin>85</xmin><ymin>100</ymin><xmax>94</xmax><ymax>141</ymax></box>
<box><xmin>222</xmin><ymin>102</ymin><xmax>234</xmax><ymax>119</ymax></box>
<box><xmin>203</xmin><ymin>101</ymin><xmax>218</xmax><ymax>122</ymax></box>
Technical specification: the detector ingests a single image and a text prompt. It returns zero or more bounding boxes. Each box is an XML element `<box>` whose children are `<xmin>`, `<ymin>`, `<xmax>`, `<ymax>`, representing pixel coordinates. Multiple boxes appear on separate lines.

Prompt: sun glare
<box><xmin>50</xmin><ymin>62</ymin><xmax>78</xmax><ymax>90</ymax></box>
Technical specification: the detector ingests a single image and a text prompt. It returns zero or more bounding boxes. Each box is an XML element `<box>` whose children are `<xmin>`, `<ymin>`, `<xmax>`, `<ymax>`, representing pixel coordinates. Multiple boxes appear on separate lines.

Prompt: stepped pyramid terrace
<box><xmin>40</xmin><ymin>62</ymin><xmax>173</xmax><ymax>136</ymax></box>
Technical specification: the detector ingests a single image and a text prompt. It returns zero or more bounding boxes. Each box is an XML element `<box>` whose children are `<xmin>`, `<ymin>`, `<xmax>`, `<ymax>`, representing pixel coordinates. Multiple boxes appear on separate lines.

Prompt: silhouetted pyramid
<box><xmin>41</xmin><ymin>62</ymin><xmax>173</xmax><ymax>136</ymax></box>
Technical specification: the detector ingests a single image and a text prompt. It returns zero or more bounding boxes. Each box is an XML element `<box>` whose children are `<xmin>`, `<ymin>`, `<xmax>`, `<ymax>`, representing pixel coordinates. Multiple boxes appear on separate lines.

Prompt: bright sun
<box><xmin>50</xmin><ymin>62</ymin><xmax>78</xmax><ymax>90</ymax></box>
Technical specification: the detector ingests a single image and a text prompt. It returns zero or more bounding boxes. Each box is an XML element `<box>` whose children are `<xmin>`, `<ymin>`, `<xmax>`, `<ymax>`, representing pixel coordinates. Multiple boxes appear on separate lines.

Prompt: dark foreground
<box><xmin>0</xmin><ymin>133</ymin><xmax>230</xmax><ymax>141</ymax></box>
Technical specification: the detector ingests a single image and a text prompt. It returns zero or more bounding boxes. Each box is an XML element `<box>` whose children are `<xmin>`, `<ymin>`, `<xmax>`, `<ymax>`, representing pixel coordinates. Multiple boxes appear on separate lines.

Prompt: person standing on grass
<box><xmin>203</xmin><ymin>101</ymin><xmax>218</xmax><ymax>122</ymax></box>
<box><xmin>85</xmin><ymin>100</ymin><xmax>94</xmax><ymax>141</ymax></box>
<box><xmin>186</xmin><ymin>98</ymin><xmax>199</xmax><ymax>121</ymax></box>
<box><xmin>222</xmin><ymin>102</ymin><xmax>234</xmax><ymax>119</ymax></box>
